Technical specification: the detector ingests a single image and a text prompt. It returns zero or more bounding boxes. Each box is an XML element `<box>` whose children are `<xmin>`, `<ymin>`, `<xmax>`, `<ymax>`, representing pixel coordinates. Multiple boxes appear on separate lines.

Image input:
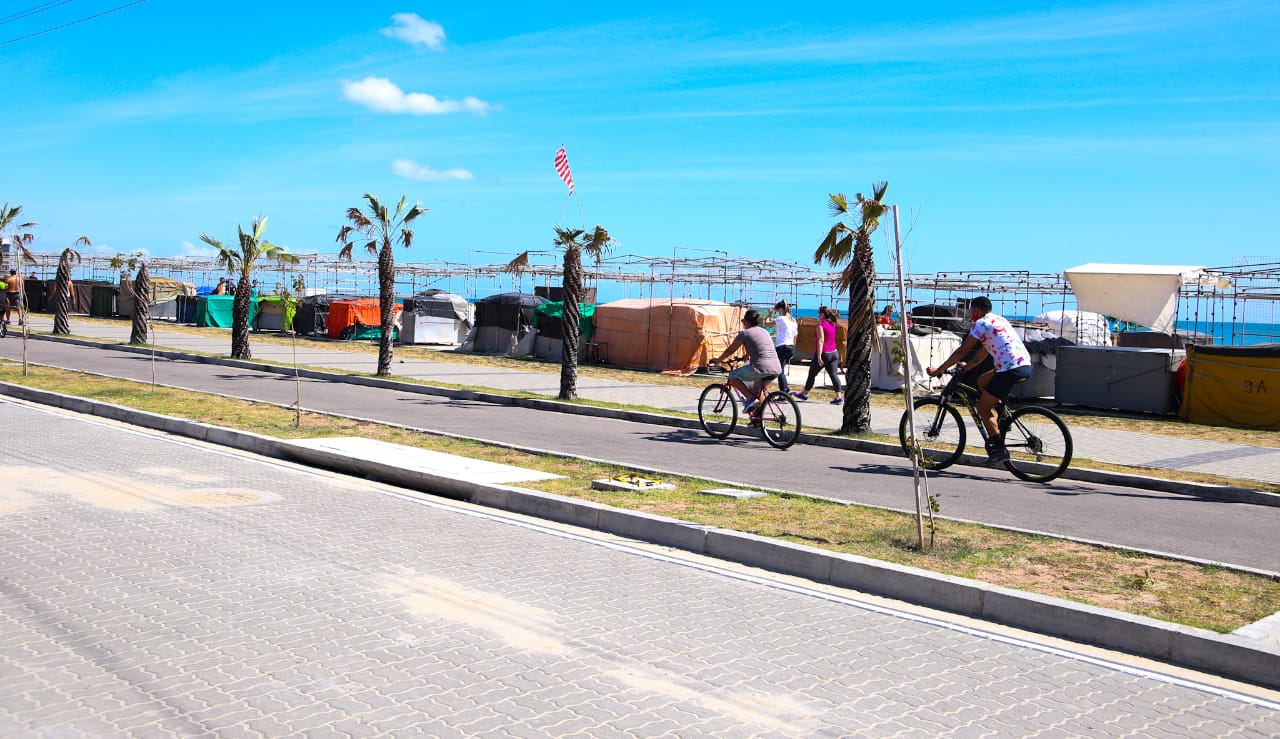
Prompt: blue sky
<box><xmin>3</xmin><ymin>1</ymin><xmax>1277</xmax><ymax>277</ymax></box>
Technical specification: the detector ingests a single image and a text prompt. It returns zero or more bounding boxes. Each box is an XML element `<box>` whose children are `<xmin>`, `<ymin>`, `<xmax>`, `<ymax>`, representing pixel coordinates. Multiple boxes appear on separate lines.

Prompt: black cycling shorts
<box><xmin>986</xmin><ymin>365</ymin><xmax>1033</xmax><ymax>399</ymax></box>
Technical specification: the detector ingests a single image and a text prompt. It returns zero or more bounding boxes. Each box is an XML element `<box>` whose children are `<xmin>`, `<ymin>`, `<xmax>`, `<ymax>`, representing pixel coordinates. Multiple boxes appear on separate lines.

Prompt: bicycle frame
<box><xmin>905</xmin><ymin>367</ymin><xmax>1074</xmax><ymax>482</ymax></box>
<box><xmin>933</xmin><ymin>371</ymin><xmax>1007</xmax><ymax>446</ymax></box>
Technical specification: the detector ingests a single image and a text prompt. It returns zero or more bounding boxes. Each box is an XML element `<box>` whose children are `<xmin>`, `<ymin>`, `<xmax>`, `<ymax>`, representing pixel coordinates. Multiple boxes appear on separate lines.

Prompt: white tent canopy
<box><xmin>1063</xmin><ymin>263</ymin><xmax>1231</xmax><ymax>335</ymax></box>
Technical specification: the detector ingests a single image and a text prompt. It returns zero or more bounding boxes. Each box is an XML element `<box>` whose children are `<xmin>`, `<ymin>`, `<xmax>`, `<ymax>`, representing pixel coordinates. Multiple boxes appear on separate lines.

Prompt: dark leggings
<box><xmin>803</xmin><ymin>350</ymin><xmax>843</xmax><ymax>394</ymax></box>
<box><xmin>775</xmin><ymin>345</ymin><xmax>794</xmax><ymax>393</ymax></box>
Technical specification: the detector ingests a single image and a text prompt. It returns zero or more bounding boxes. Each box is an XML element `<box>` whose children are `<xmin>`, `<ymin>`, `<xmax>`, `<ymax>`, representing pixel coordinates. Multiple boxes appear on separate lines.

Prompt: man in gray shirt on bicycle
<box><xmin>716</xmin><ymin>309</ymin><xmax>781</xmax><ymax>417</ymax></box>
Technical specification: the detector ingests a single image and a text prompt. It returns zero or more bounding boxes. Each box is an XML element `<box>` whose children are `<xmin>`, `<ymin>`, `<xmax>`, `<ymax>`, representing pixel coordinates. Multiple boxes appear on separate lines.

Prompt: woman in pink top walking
<box><xmin>793</xmin><ymin>306</ymin><xmax>844</xmax><ymax>404</ymax></box>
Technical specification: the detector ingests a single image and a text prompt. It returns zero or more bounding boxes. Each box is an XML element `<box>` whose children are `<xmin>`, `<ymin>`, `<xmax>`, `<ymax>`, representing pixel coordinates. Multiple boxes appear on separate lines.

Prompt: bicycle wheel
<box><xmin>698</xmin><ymin>383</ymin><xmax>738</xmax><ymax>439</ymax></box>
<box><xmin>899</xmin><ymin>398</ymin><xmax>966</xmax><ymax>470</ymax></box>
<box><xmin>1000</xmin><ymin>406</ymin><xmax>1073</xmax><ymax>483</ymax></box>
<box><xmin>758</xmin><ymin>391</ymin><xmax>801</xmax><ymax>450</ymax></box>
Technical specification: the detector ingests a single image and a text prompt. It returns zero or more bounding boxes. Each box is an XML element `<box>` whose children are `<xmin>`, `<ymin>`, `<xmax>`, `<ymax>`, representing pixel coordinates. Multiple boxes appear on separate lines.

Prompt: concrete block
<box><xmin>704</xmin><ymin>529</ymin><xmax>833</xmax><ymax>582</ymax></box>
<box><xmin>502</xmin><ymin>489</ymin><xmax>604</xmax><ymax>530</ymax></box>
<box><xmin>699</xmin><ymin>488</ymin><xmax>765</xmax><ymax>499</ymax></box>
<box><xmin>829</xmin><ymin>556</ymin><xmax>985</xmax><ymax>618</ymax></box>
<box><xmin>467</xmin><ymin>485</ymin><xmax>511</xmax><ymax>509</ymax></box>
<box><xmin>982</xmin><ymin>587</ymin><xmax>1174</xmax><ymax>658</ymax></box>
<box><xmin>598</xmin><ymin>508</ymin><xmax>709</xmax><ymax>553</ymax></box>
<box><xmin>1167</xmin><ymin>628</ymin><xmax>1280</xmax><ymax>690</ymax></box>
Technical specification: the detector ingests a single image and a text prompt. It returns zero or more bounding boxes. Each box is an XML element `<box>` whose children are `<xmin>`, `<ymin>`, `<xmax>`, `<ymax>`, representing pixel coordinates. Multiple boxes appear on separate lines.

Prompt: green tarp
<box><xmin>534</xmin><ymin>301</ymin><xmax>595</xmax><ymax>341</ymax></box>
<box><xmin>195</xmin><ymin>294</ymin><xmax>260</xmax><ymax>328</ymax></box>
<box><xmin>342</xmin><ymin>324</ymin><xmax>399</xmax><ymax>341</ymax></box>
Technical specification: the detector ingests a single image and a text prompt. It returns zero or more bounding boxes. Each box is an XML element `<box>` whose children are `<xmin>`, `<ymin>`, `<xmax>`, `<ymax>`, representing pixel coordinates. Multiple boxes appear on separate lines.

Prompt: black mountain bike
<box><xmin>898</xmin><ymin>367</ymin><xmax>1073</xmax><ymax>483</ymax></box>
<box><xmin>699</xmin><ymin>359</ymin><xmax>802</xmax><ymax>450</ymax></box>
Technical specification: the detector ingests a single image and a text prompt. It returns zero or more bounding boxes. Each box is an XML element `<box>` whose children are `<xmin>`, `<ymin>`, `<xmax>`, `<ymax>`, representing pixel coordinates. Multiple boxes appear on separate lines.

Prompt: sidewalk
<box><xmin>16</xmin><ymin>317</ymin><xmax>1280</xmax><ymax>486</ymax></box>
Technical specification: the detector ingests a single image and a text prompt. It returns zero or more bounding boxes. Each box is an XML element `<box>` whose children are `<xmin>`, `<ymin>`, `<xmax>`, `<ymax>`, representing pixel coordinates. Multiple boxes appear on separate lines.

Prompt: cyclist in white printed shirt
<box><xmin>927</xmin><ymin>296</ymin><xmax>1033</xmax><ymax>464</ymax></box>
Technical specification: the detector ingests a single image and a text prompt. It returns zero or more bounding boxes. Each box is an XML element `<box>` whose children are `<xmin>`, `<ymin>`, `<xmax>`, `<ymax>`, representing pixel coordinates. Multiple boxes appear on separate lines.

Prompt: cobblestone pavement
<box><xmin>20</xmin><ymin>317</ymin><xmax>1280</xmax><ymax>485</ymax></box>
<box><xmin>2</xmin><ymin>399</ymin><xmax>1278</xmax><ymax>737</ymax></box>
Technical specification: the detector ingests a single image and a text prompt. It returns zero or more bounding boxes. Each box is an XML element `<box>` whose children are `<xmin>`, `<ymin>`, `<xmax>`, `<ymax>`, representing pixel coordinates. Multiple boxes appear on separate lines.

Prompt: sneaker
<box><xmin>791</xmin><ymin>391</ymin><xmax>808</xmax><ymax>401</ymax></box>
<box><xmin>830</xmin><ymin>397</ymin><xmax>843</xmax><ymax>405</ymax></box>
<box><xmin>984</xmin><ymin>446</ymin><xmax>1011</xmax><ymax>465</ymax></box>
<box><xmin>741</xmin><ymin>398</ymin><xmax>758</xmax><ymax>414</ymax></box>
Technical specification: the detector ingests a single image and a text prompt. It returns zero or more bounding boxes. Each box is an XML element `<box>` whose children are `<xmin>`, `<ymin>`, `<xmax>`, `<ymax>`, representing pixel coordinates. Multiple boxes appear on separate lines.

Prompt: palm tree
<box><xmin>0</xmin><ymin>203</ymin><xmax>37</xmax><ymax>271</ymax></box>
<box><xmin>200</xmin><ymin>216</ymin><xmax>299</xmax><ymax>360</ymax></box>
<box><xmin>814</xmin><ymin>182</ymin><xmax>889</xmax><ymax>434</ymax></box>
<box><xmin>552</xmin><ymin>225</ymin><xmax>615</xmax><ymax>400</ymax></box>
<box><xmin>130</xmin><ymin>262</ymin><xmax>151</xmax><ymax>345</ymax></box>
<box><xmin>336</xmin><ymin>194</ymin><xmax>426</xmax><ymax>376</ymax></box>
<box><xmin>52</xmin><ymin>237</ymin><xmax>89</xmax><ymax>335</ymax></box>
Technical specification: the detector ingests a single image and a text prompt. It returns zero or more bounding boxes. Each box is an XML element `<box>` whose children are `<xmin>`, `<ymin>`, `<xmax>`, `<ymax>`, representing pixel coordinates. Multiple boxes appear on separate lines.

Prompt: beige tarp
<box><xmin>591</xmin><ymin>298</ymin><xmax>743</xmax><ymax>375</ymax></box>
<box><xmin>118</xmin><ymin>277</ymin><xmax>196</xmax><ymax>317</ymax></box>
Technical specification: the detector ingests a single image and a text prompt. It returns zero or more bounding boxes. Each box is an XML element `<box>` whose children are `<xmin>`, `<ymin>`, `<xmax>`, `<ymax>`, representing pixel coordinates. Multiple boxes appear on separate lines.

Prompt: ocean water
<box><xmin>783</xmin><ymin>307</ymin><xmax>1278</xmax><ymax>346</ymax></box>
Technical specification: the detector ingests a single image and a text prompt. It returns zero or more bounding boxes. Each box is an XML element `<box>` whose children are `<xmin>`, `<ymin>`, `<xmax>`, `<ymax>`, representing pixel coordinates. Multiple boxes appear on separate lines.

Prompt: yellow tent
<box><xmin>1180</xmin><ymin>343</ymin><xmax>1280</xmax><ymax>429</ymax></box>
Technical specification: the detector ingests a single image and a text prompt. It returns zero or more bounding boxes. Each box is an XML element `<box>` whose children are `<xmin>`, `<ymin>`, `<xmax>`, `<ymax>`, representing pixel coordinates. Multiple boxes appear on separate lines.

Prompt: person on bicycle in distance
<box><xmin>716</xmin><ymin>309</ymin><xmax>781</xmax><ymax>417</ymax></box>
<box><xmin>3</xmin><ymin>270</ymin><xmax>24</xmax><ymax>326</ymax></box>
<box><xmin>927</xmin><ymin>296</ymin><xmax>1032</xmax><ymax>464</ymax></box>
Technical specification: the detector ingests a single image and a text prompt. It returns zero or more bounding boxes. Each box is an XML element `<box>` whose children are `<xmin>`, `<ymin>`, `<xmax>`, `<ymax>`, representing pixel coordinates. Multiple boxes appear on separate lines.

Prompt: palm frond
<box><xmin>552</xmin><ymin>226</ymin><xmax>586</xmax><ymax>248</ymax></box>
<box><xmin>402</xmin><ymin>204</ymin><xmax>426</xmax><ymax>224</ymax></box>
<box><xmin>584</xmin><ymin>225</ymin><xmax>615</xmax><ymax>263</ymax></box>
<box><xmin>834</xmin><ymin>262</ymin><xmax>858</xmax><ymax>293</ymax></box>
<box><xmin>814</xmin><ymin>224</ymin><xmax>853</xmax><ymax>265</ymax></box>
<box><xmin>502</xmin><ymin>251</ymin><xmax>530</xmax><ymax>273</ymax></box>
<box><xmin>827</xmin><ymin>193</ymin><xmax>850</xmax><ymax>218</ymax></box>
<box><xmin>346</xmin><ymin>208</ymin><xmax>373</xmax><ymax>230</ymax></box>
<box><xmin>364</xmin><ymin>240</ymin><xmax>378</xmax><ymax>257</ymax></box>
<box><xmin>337</xmin><ymin>243</ymin><xmax>354</xmax><ymax>261</ymax></box>
<box><xmin>335</xmin><ymin>225</ymin><xmax>355</xmax><ymax>244</ymax></box>
<box><xmin>400</xmin><ymin>229</ymin><xmax>414</xmax><ymax>250</ymax></box>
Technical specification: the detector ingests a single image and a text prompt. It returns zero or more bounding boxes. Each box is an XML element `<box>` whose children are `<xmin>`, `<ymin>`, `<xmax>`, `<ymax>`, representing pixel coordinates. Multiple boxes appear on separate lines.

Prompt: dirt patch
<box><xmin>4</xmin><ymin>466</ymin><xmax>275</xmax><ymax>511</ymax></box>
<box><xmin>0</xmin><ymin>490</ymin><xmax>35</xmax><ymax>515</ymax></box>
<box><xmin>380</xmin><ymin>572</ymin><xmax>565</xmax><ymax>654</ymax></box>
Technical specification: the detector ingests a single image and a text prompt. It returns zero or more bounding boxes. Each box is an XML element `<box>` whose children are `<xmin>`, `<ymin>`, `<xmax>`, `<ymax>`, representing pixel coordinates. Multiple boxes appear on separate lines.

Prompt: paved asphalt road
<box><xmin>5</xmin><ymin>339</ymin><xmax>1279</xmax><ymax>574</ymax></box>
<box><xmin>3</xmin><ymin>399</ymin><xmax>1278</xmax><ymax>736</ymax></box>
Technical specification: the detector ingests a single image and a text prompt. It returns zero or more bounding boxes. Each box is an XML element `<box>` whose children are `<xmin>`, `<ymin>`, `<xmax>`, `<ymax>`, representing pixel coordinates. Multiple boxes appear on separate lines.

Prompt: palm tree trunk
<box><xmin>376</xmin><ymin>242</ymin><xmax>395</xmax><ymax>376</ymax></box>
<box><xmin>52</xmin><ymin>264</ymin><xmax>73</xmax><ymax>335</ymax></box>
<box><xmin>130</xmin><ymin>264</ymin><xmax>151</xmax><ymax>345</ymax></box>
<box><xmin>559</xmin><ymin>248</ymin><xmax>582</xmax><ymax>400</ymax></box>
<box><xmin>840</xmin><ymin>247</ymin><xmax>876</xmax><ymax>433</ymax></box>
<box><xmin>231</xmin><ymin>274</ymin><xmax>252</xmax><ymax>359</ymax></box>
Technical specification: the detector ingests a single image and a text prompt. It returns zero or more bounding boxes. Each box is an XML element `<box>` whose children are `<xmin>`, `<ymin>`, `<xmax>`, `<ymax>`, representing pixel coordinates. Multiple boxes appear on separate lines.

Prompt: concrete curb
<box><xmin>27</xmin><ymin>332</ymin><xmax>1280</xmax><ymax>507</ymax></box>
<box><xmin>2</xmin><ymin>380</ymin><xmax>1278</xmax><ymax>690</ymax></box>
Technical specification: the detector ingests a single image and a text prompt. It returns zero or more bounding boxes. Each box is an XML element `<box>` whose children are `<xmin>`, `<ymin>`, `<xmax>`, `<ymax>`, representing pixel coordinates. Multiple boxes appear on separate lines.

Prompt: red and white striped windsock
<box><xmin>554</xmin><ymin>146</ymin><xmax>575</xmax><ymax>195</ymax></box>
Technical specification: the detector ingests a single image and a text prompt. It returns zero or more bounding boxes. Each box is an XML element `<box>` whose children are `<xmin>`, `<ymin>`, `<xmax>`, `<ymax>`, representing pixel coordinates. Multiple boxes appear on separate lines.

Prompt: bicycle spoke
<box><xmin>1001</xmin><ymin>407</ymin><xmax>1072</xmax><ymax>483</ymax></box>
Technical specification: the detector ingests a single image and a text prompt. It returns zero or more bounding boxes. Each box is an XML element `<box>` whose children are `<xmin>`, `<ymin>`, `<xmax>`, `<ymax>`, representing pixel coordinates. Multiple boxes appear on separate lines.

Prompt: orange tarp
<box><xmin>592</xmin><ymin>298</ymin><xmax>744</xmax><ymax>375</ymax></box>
<box><xmin>326</xmin><ymin>299</ymin><xmax>402</xmax><ymax>339</ymax></box>
<box><xmin>795</xmin><ymin>316</ymin><xmax>848</xmax><ymax>357</ymax></box>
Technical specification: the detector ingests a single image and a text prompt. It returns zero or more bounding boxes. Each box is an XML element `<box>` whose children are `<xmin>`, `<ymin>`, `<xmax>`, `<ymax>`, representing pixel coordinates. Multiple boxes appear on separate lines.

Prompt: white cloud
<box><xmin>392</xmin><ymin>159</ymin><xmax>475</xmax><ymax>182</ymax></box>
<box><xmin>177</xmin><ymin>240</ymin><xmax>218</xmax><ymax>258</ymax></box>
<box><xmin>382</xmin><ymin>13</ymin><xmax>446</xmax><ymax>49</ymax></box>
<box><xmin>342</xmin><ymin>77</ymin><xmax>490</xmax><ymax>115</ymax></box>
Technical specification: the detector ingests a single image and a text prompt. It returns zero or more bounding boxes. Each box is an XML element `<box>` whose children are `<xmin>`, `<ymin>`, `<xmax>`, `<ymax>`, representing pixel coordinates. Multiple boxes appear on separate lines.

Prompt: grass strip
<box><xmin>2</xmin><ymin>362</ymin><xmax>1277</xmax><ymax>634</ymax></box>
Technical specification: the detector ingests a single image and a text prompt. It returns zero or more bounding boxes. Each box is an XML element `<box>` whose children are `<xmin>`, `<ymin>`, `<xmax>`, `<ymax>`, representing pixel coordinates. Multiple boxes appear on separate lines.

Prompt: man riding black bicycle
<box><xmin>715</xmin><ymin>309</ymin><xmax>781</xmax><ymax>422</ymax></box>
<box><xmin>927</xmin><ymin>296</ymin><xmax>1032</xmax><ymax>465</ymax></box>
